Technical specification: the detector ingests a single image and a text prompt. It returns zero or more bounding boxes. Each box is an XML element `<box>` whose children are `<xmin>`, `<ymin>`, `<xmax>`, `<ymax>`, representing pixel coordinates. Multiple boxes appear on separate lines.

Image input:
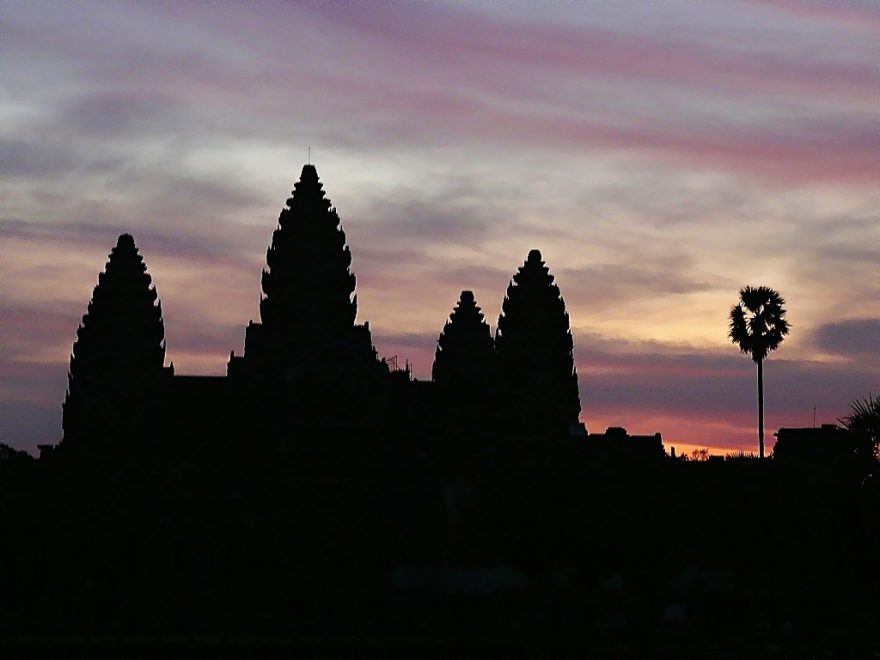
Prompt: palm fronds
<box><xmin>729</xmin><ymin>285</ymin><xmax>790</xmax><ymax>362</ymax></box>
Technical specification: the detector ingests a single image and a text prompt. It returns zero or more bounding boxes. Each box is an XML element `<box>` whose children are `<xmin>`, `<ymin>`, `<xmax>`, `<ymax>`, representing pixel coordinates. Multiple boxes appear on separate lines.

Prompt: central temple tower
<box><xmin>229</xmin><ymin>165</ymin><xmax>385</xmax><ymax>434</ymax></box>
<box><xmin>260</xmin><ymin>164</ymin><xmax>357</xmax><ymax>355</ymax></box>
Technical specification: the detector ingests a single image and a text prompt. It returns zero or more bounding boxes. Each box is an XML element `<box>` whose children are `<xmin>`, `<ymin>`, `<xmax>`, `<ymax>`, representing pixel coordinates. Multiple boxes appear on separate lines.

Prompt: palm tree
<box><xmin>839</xmin><ymin>393</ymin><xmax>880</xmax><ymax>460</ymax></box>
<box><xmin>729</xmin><ymin>286</ymin><xmax>790</xmax><ymax>458</ymax></box>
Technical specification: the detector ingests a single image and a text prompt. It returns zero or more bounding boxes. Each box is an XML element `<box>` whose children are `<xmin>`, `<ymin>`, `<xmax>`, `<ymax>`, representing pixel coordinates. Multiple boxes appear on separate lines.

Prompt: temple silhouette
<box><xmin>57</xmin><ymin>163</ymin><xmax>662</xmax><ymax>464</ymax></box>
<box><xmin>3</xmin><ymin>165</ymin><xmax>877</xmax><ymax>656</ymax></box>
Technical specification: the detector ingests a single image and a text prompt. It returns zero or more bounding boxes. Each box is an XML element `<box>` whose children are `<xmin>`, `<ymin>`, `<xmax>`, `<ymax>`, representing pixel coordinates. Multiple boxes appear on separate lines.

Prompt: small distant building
<box><xmin>773</xmin><ymin>425</ymin><xmax>873</xmax><ymax>465</ymax></box>
<box><xmin>586</xmin><ymin>426</ymin><xmax>665</xmax><ymax>460</ymax></box>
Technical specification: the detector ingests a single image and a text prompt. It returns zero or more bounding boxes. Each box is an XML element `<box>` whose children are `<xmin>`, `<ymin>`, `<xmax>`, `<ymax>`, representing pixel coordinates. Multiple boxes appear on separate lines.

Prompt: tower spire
<box><xmin>433</xmin><ymin>290</ymin><xmax>495</xmax><ymax>388</ymax></box>
<box><xmin>496</xmin><ymin>249</ymin><xmax>581</xmax><ymax>438</ymax></box>
<box><xmin>63</xmin><ymin>234</ymin><xmax>166</xmax><ymax>449</ymax></box>
<box><xmin>259</xmin><ymin>164</ymin><xmax>356</xmax><ymax>356</ymax></box>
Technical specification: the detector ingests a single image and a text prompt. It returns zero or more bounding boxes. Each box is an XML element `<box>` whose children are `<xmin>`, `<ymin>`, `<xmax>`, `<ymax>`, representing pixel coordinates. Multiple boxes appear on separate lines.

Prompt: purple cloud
<box><xmin>813</xmin><ymin>318</ymin><xmax>880</xmax><ymax>362</ymax></box>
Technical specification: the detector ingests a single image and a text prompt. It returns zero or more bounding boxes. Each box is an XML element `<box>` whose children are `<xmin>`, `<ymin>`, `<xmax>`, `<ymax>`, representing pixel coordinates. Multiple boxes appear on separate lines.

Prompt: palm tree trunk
<box><xmin>757</xmin><ymin>358</ymin><xmax>764</xmax><ymax>458</ymax></box>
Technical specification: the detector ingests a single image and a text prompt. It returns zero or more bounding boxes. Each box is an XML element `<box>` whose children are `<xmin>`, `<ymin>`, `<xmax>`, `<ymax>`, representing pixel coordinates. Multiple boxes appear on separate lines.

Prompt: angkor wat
<box><xmin>57</xmin><ymin>163</ymin><xmax>640</xmax><ymax>465</ymax></box>
<box><xmin>2</xmin><ymin>165</ymin><xmax>877</xmax><ymax>656</ymax></box>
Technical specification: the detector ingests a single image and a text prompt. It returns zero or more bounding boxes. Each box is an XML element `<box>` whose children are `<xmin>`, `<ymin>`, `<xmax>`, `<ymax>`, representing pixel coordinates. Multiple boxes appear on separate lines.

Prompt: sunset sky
<box><xmin>2</xmin><ymin>1</ymin><xmax>878</xmax><ymax>455</ymax></box>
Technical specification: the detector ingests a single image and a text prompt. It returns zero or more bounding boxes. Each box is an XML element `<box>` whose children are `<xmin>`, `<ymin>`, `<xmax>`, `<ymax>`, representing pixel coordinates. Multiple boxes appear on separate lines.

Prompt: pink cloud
<box><xmin>310</xmin><ymin>3</ymin><xmax>877</xmax><ymax>102</ymax></box>
<box><xmin>742</xmin><ymin>0</ymin><xmax>880</xmax><ymax>32</ymax></box>
<box><xmin>13</xmin><ymin>2</ymin><xmax>867</xmax><ymax>186</ymax></box>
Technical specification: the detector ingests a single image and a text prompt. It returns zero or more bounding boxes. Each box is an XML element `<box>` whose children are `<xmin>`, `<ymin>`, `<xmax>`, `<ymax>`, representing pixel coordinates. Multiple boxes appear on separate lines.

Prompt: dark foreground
<box><xmin>2</xmin><ymin>441</ymin><xmax>877</xmax><ymax>657</ymax></box>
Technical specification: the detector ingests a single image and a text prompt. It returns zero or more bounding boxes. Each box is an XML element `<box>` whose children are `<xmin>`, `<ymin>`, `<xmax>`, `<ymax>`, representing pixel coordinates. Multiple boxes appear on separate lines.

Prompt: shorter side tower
<box><xmin>496</xmin><ymin>250</ymin><xmax>581</xmax><ymax>440</ymax></box>
<box><xmin>433</xmin><ymin>291</ymin><xmax>498</xmax><ymax>453</ymax></box>
<box><xmin>433</xmin><ymin>290</ymin><xmax>496</xmax><ymax>390</ymax></box>
<box><xmin>63</xmin><ymin>234</ymin><xmax>166</xmax><ymax>451</ymax></box>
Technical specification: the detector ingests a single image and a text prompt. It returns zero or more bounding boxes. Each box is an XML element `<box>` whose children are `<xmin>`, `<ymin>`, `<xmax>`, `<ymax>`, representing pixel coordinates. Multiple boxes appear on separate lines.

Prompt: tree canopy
<box><xmin>729</xmin><ymin>285</ymin><xmax>790</xmax><ymax>363</ymax></box>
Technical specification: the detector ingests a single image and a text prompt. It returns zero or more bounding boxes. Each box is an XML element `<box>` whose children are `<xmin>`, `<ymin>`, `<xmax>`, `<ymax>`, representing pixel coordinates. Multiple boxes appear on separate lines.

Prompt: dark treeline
<box><xmin>1</xmin><ymin>165</ymin><xmax>877</xmax><ymax>657</ymax></box>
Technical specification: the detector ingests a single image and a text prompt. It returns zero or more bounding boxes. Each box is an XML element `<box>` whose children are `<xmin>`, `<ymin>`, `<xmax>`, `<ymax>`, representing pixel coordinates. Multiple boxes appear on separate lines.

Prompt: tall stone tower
<box><xmin>496</xmin><ymin>249</ymin><xmax>581</xmax><ymax>439</ymax></box>
<box><xmin>260</xmin><ymin>164</ymin><xmax>357</xmax><ymax>356</ymax></box>
<box><xmin>232</xmin><ymin>165</ymin><xmax>383</xmax><ymax>430</ymax></box>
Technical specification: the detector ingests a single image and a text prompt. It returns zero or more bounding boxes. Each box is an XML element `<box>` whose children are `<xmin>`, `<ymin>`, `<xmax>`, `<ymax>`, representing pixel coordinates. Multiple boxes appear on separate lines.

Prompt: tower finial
<box><xmin>308</xmin><ymin>146</ymin><xmax>311</xmax><ymax>165</ymax></box>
